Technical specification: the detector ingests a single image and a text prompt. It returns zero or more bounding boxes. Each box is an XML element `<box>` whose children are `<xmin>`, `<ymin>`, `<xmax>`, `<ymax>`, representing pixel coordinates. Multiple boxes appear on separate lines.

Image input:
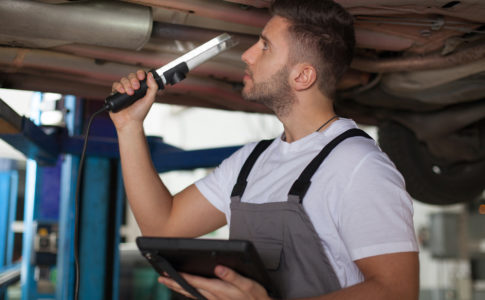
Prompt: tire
<box><xmin>378</xmin><ymin>122</ymin><xmax>485</xmax><ymax>205</ymax></box>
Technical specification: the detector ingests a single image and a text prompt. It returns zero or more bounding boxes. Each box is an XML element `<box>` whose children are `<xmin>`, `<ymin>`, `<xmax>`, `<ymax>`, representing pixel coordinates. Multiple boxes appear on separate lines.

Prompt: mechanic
<box><xmin>109</xmin><ymin>0</ymin><xmax>419</xmax><ymax>299</ymax></box>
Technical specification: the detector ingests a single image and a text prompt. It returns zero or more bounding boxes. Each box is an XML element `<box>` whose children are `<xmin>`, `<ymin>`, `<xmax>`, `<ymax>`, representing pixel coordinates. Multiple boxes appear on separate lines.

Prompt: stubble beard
<box><xmin>242</xmin><ymin>65</ymin><xmax>295</xmax><ymax>117</ymax></box>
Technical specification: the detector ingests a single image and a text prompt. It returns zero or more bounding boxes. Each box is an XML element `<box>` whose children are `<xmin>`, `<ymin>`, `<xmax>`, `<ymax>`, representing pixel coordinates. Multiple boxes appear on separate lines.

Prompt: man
<box><xmin>110</xmin><ymin>0</ymin><xmax>419</xmax><ymax>299</ymax></box>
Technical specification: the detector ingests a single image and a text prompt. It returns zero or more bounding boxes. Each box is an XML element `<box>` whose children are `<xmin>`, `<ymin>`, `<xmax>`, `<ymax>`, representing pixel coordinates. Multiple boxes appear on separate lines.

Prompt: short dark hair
<box><xmin>270</xmin><ymin>0</ymin><xmax>355</xmax><ymax>99</ymax></box>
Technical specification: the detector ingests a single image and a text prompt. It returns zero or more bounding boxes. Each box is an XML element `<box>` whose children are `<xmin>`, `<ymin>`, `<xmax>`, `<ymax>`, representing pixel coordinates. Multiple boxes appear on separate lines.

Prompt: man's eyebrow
<box><xmin>260</xmin><ymin>34</ymin><xmax>273</xmax><ymax>47</ymax></box>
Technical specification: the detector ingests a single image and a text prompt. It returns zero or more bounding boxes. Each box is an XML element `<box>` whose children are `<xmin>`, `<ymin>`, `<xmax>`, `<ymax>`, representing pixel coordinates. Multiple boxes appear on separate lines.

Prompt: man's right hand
<box><xmin>109</xmin><ymin>70</ymin><xmax>227</xmax><ymax>239</ymax></box>
<box><xmin>109</xmin><ymin>69</ymin><xmax>159</xmax><ymax>132</ymax></box>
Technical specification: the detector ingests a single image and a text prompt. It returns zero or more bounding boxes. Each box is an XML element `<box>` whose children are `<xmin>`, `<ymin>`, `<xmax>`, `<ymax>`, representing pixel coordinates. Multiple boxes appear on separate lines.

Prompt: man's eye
<box><xmin>262</xmin><ymin>41</ymin><xmax>268</xmax><ymax>50</ymax></box>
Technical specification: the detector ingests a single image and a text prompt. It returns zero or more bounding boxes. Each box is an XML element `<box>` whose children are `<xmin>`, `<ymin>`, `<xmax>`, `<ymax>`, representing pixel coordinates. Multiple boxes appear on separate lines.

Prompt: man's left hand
<box><xmin>158</xmin><ymin>265</ymin><xmax>273</xmax><ymax>300</ymax></box>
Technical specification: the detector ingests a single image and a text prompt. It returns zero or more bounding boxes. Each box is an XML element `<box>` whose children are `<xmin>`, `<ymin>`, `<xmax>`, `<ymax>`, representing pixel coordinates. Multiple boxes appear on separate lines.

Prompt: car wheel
<box><xmin>378</xmin><ymin>122</ymin><xmax>485</xmax><ymax>205</ymax></box>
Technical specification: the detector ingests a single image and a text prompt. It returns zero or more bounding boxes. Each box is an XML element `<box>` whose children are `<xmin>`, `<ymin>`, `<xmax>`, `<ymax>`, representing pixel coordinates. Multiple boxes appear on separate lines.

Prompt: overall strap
<box><xmin>231</xmin><ymin>139</ymin><xmax>274</xmax><ymax>197</ymax></box>
<box><xmin>288</xmin><ymin>128</ymin><xmax>372</xmax><ymax>203</ymax></box>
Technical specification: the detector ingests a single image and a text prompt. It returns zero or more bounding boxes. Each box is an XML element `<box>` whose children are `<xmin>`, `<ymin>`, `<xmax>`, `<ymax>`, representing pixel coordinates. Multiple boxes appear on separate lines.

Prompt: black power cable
<box><xmin>74</xmin><ymin>105</ymin><xmax>109</xmax><ymax>300</ymax></box>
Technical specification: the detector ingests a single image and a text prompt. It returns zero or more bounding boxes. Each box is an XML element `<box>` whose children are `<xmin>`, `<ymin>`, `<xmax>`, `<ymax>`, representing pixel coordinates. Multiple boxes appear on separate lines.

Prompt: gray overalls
<box><xmin>229</xmin><ymin>129</ymin><xmax>371</xmax><ymax>299</ymax></box>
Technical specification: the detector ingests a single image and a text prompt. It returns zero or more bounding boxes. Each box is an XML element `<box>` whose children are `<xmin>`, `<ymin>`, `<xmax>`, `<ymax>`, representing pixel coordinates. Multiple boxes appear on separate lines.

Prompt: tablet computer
<box><xmin>136</xmin><ymin>237</ymin><xmax>279</xmax><ymax>299</ymax></box>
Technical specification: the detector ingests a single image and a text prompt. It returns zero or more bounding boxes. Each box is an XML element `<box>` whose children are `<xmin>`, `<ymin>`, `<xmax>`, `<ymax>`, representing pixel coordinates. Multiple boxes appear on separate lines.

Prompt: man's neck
<box><xmin>273</xmin><ymin>85</ymin><xmax>337</xmax><ymax>143</ymax></box>
<box><xmin>279</xmin><ymin>108</ymin><xmax>337</xmax><ymax>143</ymax></box>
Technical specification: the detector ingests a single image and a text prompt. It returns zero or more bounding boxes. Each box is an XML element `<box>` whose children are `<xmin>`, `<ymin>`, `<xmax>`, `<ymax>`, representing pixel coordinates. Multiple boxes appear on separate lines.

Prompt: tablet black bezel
<box><xmin>136</xmin><ymin>237</ymin><xmax>279</xmax><ymax>298</ymax></box>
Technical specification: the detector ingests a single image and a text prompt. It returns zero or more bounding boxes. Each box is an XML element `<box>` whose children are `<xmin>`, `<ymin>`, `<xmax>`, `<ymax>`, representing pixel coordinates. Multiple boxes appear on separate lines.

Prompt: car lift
<box><xmin>0</xmin><ymin>93</ymin><xmax>241</xmax><ymax>300</ymax></box>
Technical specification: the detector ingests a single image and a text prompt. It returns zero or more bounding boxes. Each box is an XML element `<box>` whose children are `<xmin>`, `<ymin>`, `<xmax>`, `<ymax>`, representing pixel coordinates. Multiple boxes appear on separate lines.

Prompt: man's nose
<box><xmin>241</xmin><ymin>43</ymin><xmax>257</xmax><ymax>65</ymax></box>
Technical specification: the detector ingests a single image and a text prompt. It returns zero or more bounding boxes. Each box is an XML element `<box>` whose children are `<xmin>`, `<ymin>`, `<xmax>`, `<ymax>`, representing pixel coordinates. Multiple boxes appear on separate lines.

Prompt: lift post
<box><xmin>56</xmin><ymin>95</ymin><xmax>81</xmax><ymax>300</ymax></box>
<box><xmin>0</xmin><ymin>160</ymin><xmax>20</xmax><ymax>298</ymax></box>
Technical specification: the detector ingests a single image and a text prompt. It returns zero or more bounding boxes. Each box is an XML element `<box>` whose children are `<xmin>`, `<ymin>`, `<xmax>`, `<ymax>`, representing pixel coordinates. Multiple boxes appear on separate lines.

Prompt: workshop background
<box><xmin>1</xmin><ymin>1</ymin><xmax>485</xmax><ymax>300</ymax></box>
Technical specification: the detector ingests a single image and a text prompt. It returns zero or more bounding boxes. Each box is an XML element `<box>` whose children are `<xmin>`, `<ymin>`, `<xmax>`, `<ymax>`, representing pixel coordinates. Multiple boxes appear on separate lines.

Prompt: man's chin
<box><xmin>242</xmin><ymin>94</ymin><xmax>267</xmax><ymax>106</ymax></box>
<box><xmin>241</xmin><ymin>90</ymin><xmax>254</xmax><ymax>102</ymax></box>
<box><xmin>241</xmin><ymin>93</ymin><xmax>258</xmax><ymax>103</ymax></box>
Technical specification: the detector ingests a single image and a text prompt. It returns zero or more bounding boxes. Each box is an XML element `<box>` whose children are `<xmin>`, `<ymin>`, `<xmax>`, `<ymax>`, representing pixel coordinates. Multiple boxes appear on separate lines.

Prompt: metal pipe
<box><xmin>0</xmin><ymin>0</ymin><xmax>152</xmax><ymax>50</ymax></box>
<box><xmin>351</xmin><ymin>43</ymin><xmax>485</xmax><ymax>73</ymax></box>
<box><xmin>393</xmin><ymin>101</ymin><xmax>485</xmax><ymax>140</ymax></box>
<box><xmin>381</xmin><ymin>57</ymin><xmax>485</xmax><ymax>92</ymax></box>
<box><xmin>354</xmin><ymin>28</ymin><xmax>414</xmax><ymax>51</ymax></box>
<box><xmin>0</xmin><ymin>47</ymin><xmax>135</xmax><ymax>83</ymax></box>
<box><xmin>52</xmin><ymin>44</ymin><xmax>245</xmax><ymax>82</ymax></box>
<box><xmin>224</xmin><ymin>0</ymin><xmax>271</xmax><ymax>8</ymax></box>
<box><xmin>1</xmin><ymin>69</ymin><xmax>266</xmax><ymax>113</ymax></box>
<box><xmin>0</xmin><ymin>47</ymin><xmax>266</xmax><ymax>112</ymax></box>
<box><xmin>126</xmin><ymin>0</ymin><xmax>270</xmax><ymax>28</ymax></box>
<box><xmin>151</xmin><ymin>22</ymin><xmax>258</xmax><ymax>49</ymax></box>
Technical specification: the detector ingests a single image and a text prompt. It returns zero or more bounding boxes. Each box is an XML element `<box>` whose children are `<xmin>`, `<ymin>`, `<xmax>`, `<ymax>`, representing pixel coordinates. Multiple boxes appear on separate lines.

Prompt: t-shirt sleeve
<box><xmin>195</xmin><ymin>142</ymin><xmax>258</xmax><ymax>217</ymax></box>
<box><xmin>338</xmin><ymin>151</ymin><xmax>419</xmax><ymax>261</ymax></box>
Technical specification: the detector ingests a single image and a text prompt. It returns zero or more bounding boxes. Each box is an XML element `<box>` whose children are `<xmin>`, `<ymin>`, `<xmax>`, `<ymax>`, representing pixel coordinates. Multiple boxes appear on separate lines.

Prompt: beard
<box><xmin>242</xmin><ymin>65</ymin><xmax>295</xmax><ymax>117</ymax></box>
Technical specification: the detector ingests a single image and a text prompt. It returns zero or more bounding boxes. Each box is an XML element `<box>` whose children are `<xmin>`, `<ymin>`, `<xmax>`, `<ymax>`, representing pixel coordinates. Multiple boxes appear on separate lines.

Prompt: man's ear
<box><xmin>290</xmin><ymin>63</ymin><xmax>317</xmax><ymax>91</ymax></box>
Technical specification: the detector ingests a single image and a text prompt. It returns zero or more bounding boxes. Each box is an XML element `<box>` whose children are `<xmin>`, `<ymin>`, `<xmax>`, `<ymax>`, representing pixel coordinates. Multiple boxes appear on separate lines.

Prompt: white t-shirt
<box><xmin>195</xmin><ymin>118</ymin><xmax>418</xmax><ymax>288</ymax></box>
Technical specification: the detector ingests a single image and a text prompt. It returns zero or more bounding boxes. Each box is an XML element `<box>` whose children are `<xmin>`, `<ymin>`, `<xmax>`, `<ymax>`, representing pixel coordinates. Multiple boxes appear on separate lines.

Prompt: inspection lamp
<box><xmin>105</xmin><ymin>33</ymin><xmax>238</xmax><ymax>112</ymax></box>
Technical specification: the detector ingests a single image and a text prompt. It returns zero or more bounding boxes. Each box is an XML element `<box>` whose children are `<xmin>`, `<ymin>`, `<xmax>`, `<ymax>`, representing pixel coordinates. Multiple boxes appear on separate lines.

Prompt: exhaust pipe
<box><xmin>0</xmin><ymin>0</ymin><xmax>152</xmax><ymax>50</ymax></box>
